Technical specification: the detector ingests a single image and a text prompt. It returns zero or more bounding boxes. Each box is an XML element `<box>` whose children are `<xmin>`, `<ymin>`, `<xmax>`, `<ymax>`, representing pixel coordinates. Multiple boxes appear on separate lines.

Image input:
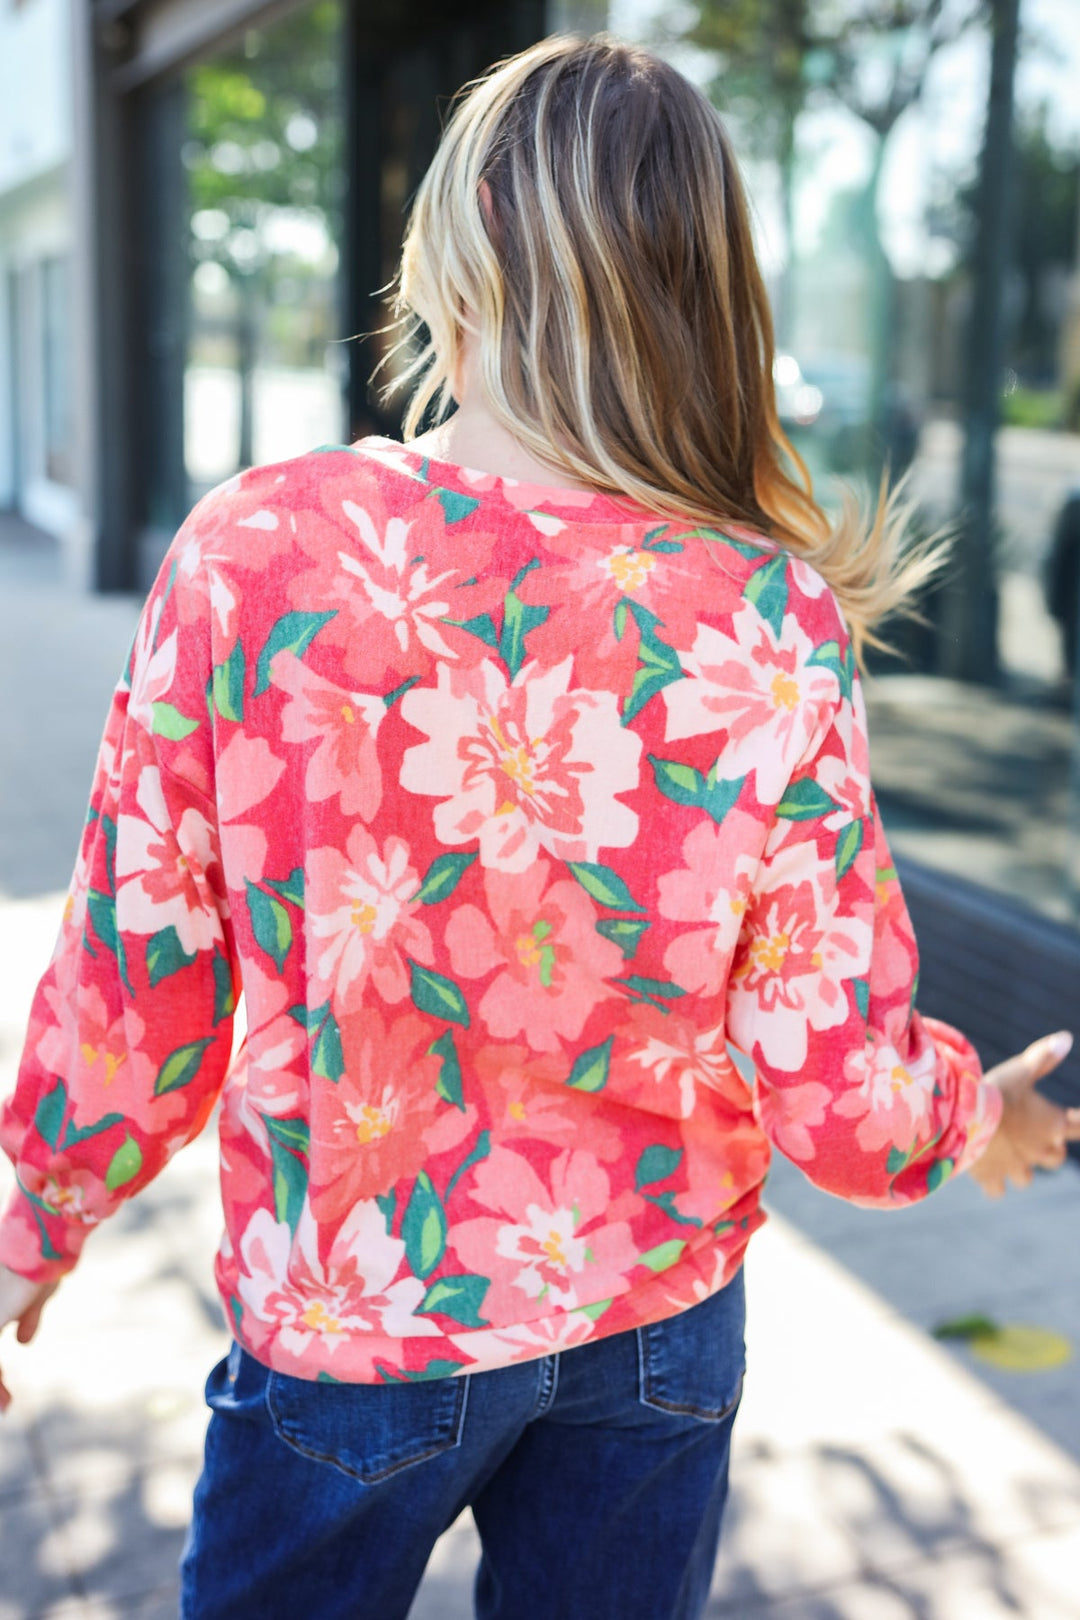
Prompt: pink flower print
<box><xmin>126</xmin><ymin>596</ymin><xmax>178</xmax><ymax>729</ymax></box>
<box><xmin>309</xmin><ymin>1011</ymin><xmax>472</xmax><ymax>1222</ymax></box>
<box><xmin>230</xmin><ymin>957</ymin><xmax>306</xmax><ymax>1120</ymax></box>
<box><xmin>833</xmin><ymin>1033</ymin><xmax>938</xmax><ymax>1154</ymax></box>
<box><xmin>619</xmin><ymin>1005</ymin><xmax>752</xmax><ymax>1122</ymax></box>
<box><xmin>36</xmin><ymin>984</ymin><xmax>190</xmax><ymax>1135</ymax></box>
<box><xmin>400</xmin><ymin>657</ymin><xmax>640</xmax><ymax>872</ymax></box>
<box><xmin>305</xmin><ymin>828</ymin><xmax>433</xmax><ymax>1009</ymax></box>
<box><xmin>216</xmin><ymin>730</ymin><xmax>287</xmax><ymax>889</ymax></box>
<box><xmin>472</xmin><ymin>1044</ymin><xmax>624</xmax><ymax>1162</ymax></box>
<box><xmin>237</xmin><ymin>1202</ymin><xmax>438</xmax><ymax>1374</ymax></box>
<box><xmin>290</xmin><ymin>474</ymin><xmax>502</xmax><ymax>684</ymax></box>
<box><xmin>114</xmin><ymin>760</ymin><xmax>224</xmax><ymax>954</ymax></box>
<box><xmin>513</xmin><ymin>526</ymin><xmax>700</xmax><ymax>687</ymax></box>
<box><xmin>445</xmin><ymin>861</ymin><xmax>622</xmax><ymax>1052</ymax></box>
<box><xmin>662</xmin><ymin>603</ymin><xmax>840</xmax><ymax>804</ymax></box>
<box><xmin>727</xmin><ymin>842</ymin><xmax>870</xmax><ymax>1072</ymax></box>
<box><xmin>449</xmin><ymin>1146</ymin><xmax>638</xmax><ymax>1316</ymax></box>
<box><xmin>754</xmin><ymin>1079</ymin><xmax>832</xmax><ymax>1161</ymax></box>
<box><xmin>657</xmin><ymin>816</ymin><xmax>761</xmax><ymax>996</ymax></box>
<box><xmin>448</xmin><ymin>1313</ymin><xmax>597</xmax><ymax>1370</ymax></box>
<box><xmin>271</xmin><ymin>650</ymin><xmax>384</xmax><ymax>820</ymax></box>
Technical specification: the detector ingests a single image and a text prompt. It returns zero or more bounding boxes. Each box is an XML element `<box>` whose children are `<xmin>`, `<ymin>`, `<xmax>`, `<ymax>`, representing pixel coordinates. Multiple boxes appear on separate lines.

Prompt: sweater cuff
<box><xmin>0</xmin><ymin>1184</ymin><xmax>91</xmax><ymax>1285</ymax></box>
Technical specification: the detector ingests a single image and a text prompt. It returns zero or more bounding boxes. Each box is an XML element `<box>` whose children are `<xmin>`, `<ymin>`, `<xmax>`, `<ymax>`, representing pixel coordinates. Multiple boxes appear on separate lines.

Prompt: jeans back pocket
<box><xmin>637</xmin><ymin>1269</ymin><xmax>746</xmax><ymax>1422</ymax></box>
<box><xmin>266</xmin><ymin>1366</ymin><xmax>469</xmax><ymax>1485</ymax></box>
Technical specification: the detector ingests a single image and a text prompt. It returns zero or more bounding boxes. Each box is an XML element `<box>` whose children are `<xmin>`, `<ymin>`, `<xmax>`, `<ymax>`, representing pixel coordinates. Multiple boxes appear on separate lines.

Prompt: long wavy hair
<box><xmin>389</xmin><ymin>33</ymin><xmax>935</xmax><ymax>655</ymax></box>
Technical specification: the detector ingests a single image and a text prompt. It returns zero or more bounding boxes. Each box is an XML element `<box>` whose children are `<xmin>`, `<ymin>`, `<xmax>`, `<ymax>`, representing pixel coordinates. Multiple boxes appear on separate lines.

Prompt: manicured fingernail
<box><xmin>1047</xmin><ymin>1031</ymin><xmax>1073</xmax><ymax>1061</ymax></box>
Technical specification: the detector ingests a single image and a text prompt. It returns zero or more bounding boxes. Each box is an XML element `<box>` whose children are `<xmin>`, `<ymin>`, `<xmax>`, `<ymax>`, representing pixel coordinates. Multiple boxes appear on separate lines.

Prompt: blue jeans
<box><xmin>179</xmin><ymin>1270</ymin><xmax>745</xmax><ymax>1620</ymax></box>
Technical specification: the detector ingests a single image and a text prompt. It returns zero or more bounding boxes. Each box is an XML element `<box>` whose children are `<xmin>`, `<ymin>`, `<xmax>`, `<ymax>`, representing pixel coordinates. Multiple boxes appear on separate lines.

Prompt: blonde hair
<box><xmin>391</xmin><ymin>34</ymin><xmax>936</xmax><ymax>655</ymax></box>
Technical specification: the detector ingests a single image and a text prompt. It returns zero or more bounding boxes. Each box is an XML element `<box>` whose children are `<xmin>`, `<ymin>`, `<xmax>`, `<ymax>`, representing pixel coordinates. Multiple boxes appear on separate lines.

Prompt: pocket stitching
<box><xmin>265</xmin><ymin>1372</ymin><xmax>469</xmax><ymax>1485</ymax></box>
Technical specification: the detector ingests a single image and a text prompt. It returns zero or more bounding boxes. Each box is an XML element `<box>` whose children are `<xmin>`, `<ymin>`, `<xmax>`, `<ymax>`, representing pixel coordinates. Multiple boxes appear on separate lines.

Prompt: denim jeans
<box><xmin>179</xmin><ymin>1269</ymin><xmax>745</xmax><ymax>1620</ymax></box>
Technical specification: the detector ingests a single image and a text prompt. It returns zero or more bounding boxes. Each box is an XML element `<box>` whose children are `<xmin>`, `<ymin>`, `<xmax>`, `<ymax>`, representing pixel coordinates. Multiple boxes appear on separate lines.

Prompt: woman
<box><xmin>1</xmin><ymin>34</ymin><xmax>1076</xmax><ymax>1620</ymax></box>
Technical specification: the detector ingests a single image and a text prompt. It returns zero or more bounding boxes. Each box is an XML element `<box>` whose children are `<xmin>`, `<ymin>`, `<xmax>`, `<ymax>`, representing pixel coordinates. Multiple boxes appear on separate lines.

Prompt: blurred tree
<box><xmin>944</xmin><ymin>104</ymin><xmax>1080</xmax><ymax>385</ymax></box>
<box><xmin>684</xmin><ymin>0</ymin><xmax>984</xmax><ymax>397</ymax></box>
<box><xmin>182</xmin><ymin>1</ymin><xmax>344</xmax><ymax>466</ymax></box>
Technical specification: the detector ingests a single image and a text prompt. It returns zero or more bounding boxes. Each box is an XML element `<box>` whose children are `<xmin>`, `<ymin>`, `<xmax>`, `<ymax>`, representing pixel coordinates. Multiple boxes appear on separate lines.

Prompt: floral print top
<box><xmin>0</xmin><ymin>438</ymin><xmax>1001</xmax><ymax>1382</ymax></box>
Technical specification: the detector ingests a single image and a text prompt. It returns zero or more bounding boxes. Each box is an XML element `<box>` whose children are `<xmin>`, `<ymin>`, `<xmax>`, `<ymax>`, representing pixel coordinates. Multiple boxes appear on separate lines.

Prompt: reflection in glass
<box><xmin>179</xmin><ymin>1</ymin><xmax>346</xmax><ymax>498</ymax></box>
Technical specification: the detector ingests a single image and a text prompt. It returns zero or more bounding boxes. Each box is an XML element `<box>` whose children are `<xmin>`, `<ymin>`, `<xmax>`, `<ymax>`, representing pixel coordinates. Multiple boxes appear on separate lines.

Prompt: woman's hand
<box><xmin>969</xmin><ymin>1031</ymin><xmax>1080</xmax><ymax>1198</ymax></box>
<box><xmin>0</xmin><ymin>1265</ymin><xmax>58</xmax><ymax>1414</ymax></box>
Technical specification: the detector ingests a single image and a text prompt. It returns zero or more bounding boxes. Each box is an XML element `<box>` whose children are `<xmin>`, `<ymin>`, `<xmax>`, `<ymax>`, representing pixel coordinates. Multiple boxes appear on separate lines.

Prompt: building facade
<box><xmin>0</xmin><ymin>0</ymin><xmax>606</xmax><ymax>591</ymax></box>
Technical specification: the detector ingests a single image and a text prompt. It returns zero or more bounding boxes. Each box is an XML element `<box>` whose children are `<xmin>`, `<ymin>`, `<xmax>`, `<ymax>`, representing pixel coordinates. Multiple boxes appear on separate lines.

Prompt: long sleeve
<box><xmin>726</xmin><ymin>658</ymin><xmax>1002</xmax><ymax>1208</ymax></box>
<box><xmin>0</xmin><ymin>543</ymin><xmax>237</xmax><ymax>1284</ymax></box>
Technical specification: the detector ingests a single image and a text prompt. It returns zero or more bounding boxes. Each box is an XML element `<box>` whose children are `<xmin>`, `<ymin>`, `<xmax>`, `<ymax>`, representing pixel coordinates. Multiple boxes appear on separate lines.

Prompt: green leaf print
<box><xmin>408</xmin><ymin>961</ymin><xmax>470</xmax><ymax>1028</ymax></box>
<box><xmin>153</xmin><ymin>1037</ymin><xmax>215</xmax><ymax>1097</ymax></box>
<box><xmin>429</xmin><ymin>1030</ymin><xmax>466</xmax><ymax>1111</ymax></box>
<box><xmin>647</xmin><ymin>757</ymin><xmax>745</xmax><ymax>826</ymax></box>
<box><xmin>742</xmin><ymin>552</ymin><xmax>789</xmax><ymax>638</ymax></box>
<box><xmin>211</xmin><ymin>639</ymin><xmax>245</xmax><ymax>723</ymax></box>
<box><xmin>254</xmin><ymin>609</ymin><xmax>336</xmax><ymax>696</ymax></box>
<box><xmin>264</xmin><ymin>1115</ymin><xmax>311</xmax><ymax>1157</ymax></box>
<box><xmin>616</xmin><ymin>976</ymin><xmax>687</xmax><ymax>1009</ymax></box>
<box><xmin>853</xmin><ymin>978</ymin><xmax>870</xmax><ymax>1020</ymax></box>
<box><xmin>835</xmin><ymin>819</ymin><xmax>864</xmax><ymax>883</ymax></box>
<box><xmin>264</xmin><ymin>867</ymin><xmax>305</xmax><ymax>909</ymax></box>
<box><xmin>401</xmin><ymin>1359</ymin><xmax>471</xmax><ymax>1382</ymax></box>
<box><xmin>927</xmin><ymin>1158</ymin><xmax>954</xmax><ymax>1194</ymax></box>
<box><xmin>566</xmin><ymin>861</ymin><xmax>646</xmax><ymax>914</ymax></box>
<box><xmin>577</xmin><ymin>1298</ymin><xmax>613</xmax><ymax>1322</ymax></box>
<box><xmin>412</xmin><ymin>852</ymin><xmax>477</xmax><ymax>906</ymax></box>
<box><xmin>85</xmin><ymin>890</ymin><xmax>134</xmax><ymax>996</ymax></box>
<box><xmin>270</xmin><ymin>1135</ymin><xmax>308</xmax><ymax>1234</ymax></box>
<box><xmin>417</xmin><ymin>1273</ymin><xmax>490</xmax><ymax>1328</ymax></box>
<box><xmin>151</xmin><ymin>702</ymin><xmax>200</xmax><ymax>741</ymax></box>
<box><xmin>638</xmin><ymin>1239</ymin><xmax>687</xmax><ymax>1274</ymax></box>
<box><xmin>595</xmin><ymin>916</ymin><xmax>650</xmax><ymax>960</ymax></box>
<box><xmin>445</xmin><ymin>1130</ymin><xmax>492</xmax><ymax>1200</ymax></box>
<box><xmin>499</xmin><ymin>559</ymin><xmax>549</xmax><ymax>679</ymax></box>
<box><xmin>34</xmin><ymin>1083</ymin><xmax>67</xmax><ymax>1150</ymax></box>
<box><xmin>644</xmin><ymin>1190</ymin><xmax>703</xmax><ymax>1228</ymax></box>
<box><xmin>621</xmin><ymin>603</ymin><xmax>683</xmax><ymax>725</ymax></box>
<box><xmin>246</xmin><ymin>881</ymin><xmax>292</xmax><ymax>972</ymax></box>
<box><xmin>100</xmin><ymin>813</ymin><xmax>118</xmax><ymax>897</ymax></box>
<box><xmin>146</xmin><ymin>925</ymin><xmax>198</xmax><ymax>988</ymax></box>
<box><xmin>441</xmin><ymin>612</ymin><xmax>500</xmax><ymax>649</ymax></box>
<box><xmin>212</xmin><ymin>946</ymin><xmax>236</xmax><ymax>1026</ymax></box>
<box><xmin>384</xmin><ymin>675</ymin><xmax>420</xmax><ymax>709</ymax></box>
<box><xmin>635</xmin><ymin>1144</ymin><xmax>683</xmax><ymax>1190</ymax></box>
<box><xmin>311</xmin><ymin>1006</ymin><xmax>345</xmax><ymax>1083</ymax></box>
<box><xmin>776</xmin><ymin>778</ymin><xmax>838</xmax><ymax>821</ymax></box>
<box><xmin>434</xmin><ymin>488</ymin><xmax>482</xmax><ymax>523</ymax></box>
<box><xmin>807</xmin><ymin>638</ymin><xmax>855</xmax><ymax>701</ymax></box>
<box><xmin>61</xmin><ymin>1111</ymin><xmax>125</xmax><ymax>1149</ymax></box>
<box><xmin>565</xmin><ymin>1036</ymin><xmax>615</xmax><ymax>1093</ymax></box>
<box><xmin>402</xmin><ymin>1172</ymin><xmax>447</xmax><ymax>1279</ymax></box>
<box><xmin>105</xmin><ymin>1134</ymin><xmax>143</xmax><ymax>1192</ymax></box>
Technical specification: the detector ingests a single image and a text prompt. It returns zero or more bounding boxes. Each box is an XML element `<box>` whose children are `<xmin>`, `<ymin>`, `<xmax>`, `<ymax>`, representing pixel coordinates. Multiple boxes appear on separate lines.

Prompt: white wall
<box><xmin>0</xmin><ymin>0</ymin><xmax>72</xmax><ymax>196</ymax></box>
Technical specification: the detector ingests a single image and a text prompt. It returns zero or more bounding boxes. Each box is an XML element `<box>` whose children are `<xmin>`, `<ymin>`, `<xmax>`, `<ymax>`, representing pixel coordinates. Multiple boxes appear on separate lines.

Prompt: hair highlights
<box><xmin>391</xmin><ymin>34</ymin><xmax>937</xmax><ymax>655</ymax></box>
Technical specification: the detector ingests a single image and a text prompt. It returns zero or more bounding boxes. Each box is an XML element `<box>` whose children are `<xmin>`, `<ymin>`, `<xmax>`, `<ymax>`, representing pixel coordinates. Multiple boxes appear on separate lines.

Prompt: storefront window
<box><xmin>179</xmin><ymin>1</ymin><xmax>346</xmax><ymax>500</ymax></box>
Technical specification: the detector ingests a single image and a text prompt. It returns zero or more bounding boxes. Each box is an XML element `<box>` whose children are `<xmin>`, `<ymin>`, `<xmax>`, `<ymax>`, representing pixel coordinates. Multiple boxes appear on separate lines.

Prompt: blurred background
<box><xmin>3</xmin><ymin>2</ymin><xmax>1080</xmax><ymax>1617</ymax></box>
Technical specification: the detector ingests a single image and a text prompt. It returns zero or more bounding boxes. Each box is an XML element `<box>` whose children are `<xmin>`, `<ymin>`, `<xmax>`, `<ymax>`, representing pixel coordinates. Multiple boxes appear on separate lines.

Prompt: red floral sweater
<box><xmin>0</xmin><ymin>438</ymin><xmax>1001</xmax><ymax>1381</ymax></box>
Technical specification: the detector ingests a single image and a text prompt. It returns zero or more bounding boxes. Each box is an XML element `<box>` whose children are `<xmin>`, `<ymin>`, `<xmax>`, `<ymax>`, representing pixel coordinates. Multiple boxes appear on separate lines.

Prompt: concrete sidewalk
<box><xmin>2</xmin><ymin>516</ymin><xmax>1080</xmax><ymax>1618</ymax></box>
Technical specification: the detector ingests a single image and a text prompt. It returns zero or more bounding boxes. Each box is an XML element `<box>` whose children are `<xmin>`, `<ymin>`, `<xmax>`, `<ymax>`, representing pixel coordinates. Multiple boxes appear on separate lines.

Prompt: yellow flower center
<box><xmin>80</xmin><ymin>1045</ymin><xmax>126</xmax><ymax>1086</ymax></box>
<box><xmin>489</xmin><ymin>714</ymin><xmax>540</xmax><ymax>799</ymax></box>
<box><xmin>350</xmin><ymin>901</ymin><xmax>378</xmax><ymax>934</ymax></box>
<box><xmin>606</xmin><ymin>547</ymin><xmax>657</xmax><ymax>592</ymax></box>
<box><xmin>301</xmin><ymin>1300</ymin><xmax>342</xmax><ymax>1334</ymax></box>
<box><xmin>750</xmin><ymin>931</ymin><xmax>790</xmax><ymax>973</ymax></box>
<box><xmin>890</xmin><ymin>1065</ymin><xmax>912</xmax><ymax>1093</ymax></box>
<box><xmin>770</xmin><ymin>671</ymin><xmax>799</xmax><ymax>711</ymax></box>
<box><xmin>509</xmin><ymin>1101</ymin><xmax>527</xmax><ymax>1122</ymax></box>
<box><xmin>542</xmin><ymin>1230</ymin><xmax>568</xmax><ymax>1267</ymax></box>
<box><xmin>515</xmin><ymin>932</ymin><xmax>542</xmax><ymax>967</ymax></box>
<box><xmin>340</xmin><ymin>703</ymin><xmax>355</xmax><ymax>725</ymax></box>
<box><xmin>354</xmin><ymin>1104</ymin><xmax>393</xmax><ymax>1144</ymax></box>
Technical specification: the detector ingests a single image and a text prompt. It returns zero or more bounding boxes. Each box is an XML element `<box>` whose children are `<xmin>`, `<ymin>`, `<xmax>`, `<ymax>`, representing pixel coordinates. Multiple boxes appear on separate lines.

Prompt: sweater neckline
<box><xmin>352</xmin><ymin>435</ymin><xmax>663</xmax><ymax>526</ymax></box>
